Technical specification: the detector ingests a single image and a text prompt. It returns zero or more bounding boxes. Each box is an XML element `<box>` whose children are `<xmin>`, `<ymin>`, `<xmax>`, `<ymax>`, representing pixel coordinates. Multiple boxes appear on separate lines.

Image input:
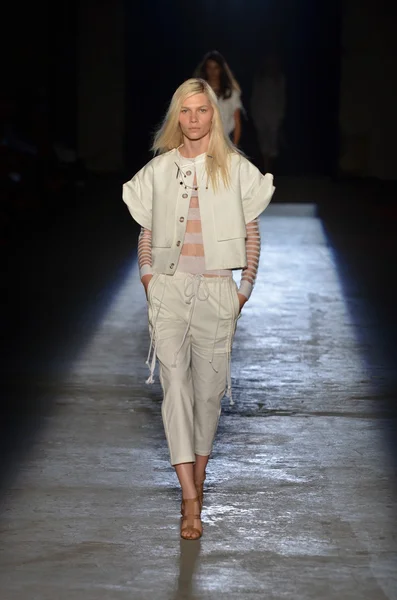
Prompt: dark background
<box><xmin>3</xmin><ymin>0</ymin><xmax>342</xmax><ymax>182</ymax></box>
<box><xmin>125</xmin><ymin>0</ymin><xmax>341</xmax><ymax>174</ymax></box>
<box><xmin>1</xmin><ymin>0</ymin><xmax>397</xmax><ymax>488</ymax></box>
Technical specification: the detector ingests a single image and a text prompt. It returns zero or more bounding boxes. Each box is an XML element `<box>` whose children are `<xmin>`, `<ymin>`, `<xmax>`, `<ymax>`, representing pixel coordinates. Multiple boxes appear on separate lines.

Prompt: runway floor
<box><xmin>1</xmin><ymin>177</ymin><xmax>396</xmax><ymax>599</ymax></box>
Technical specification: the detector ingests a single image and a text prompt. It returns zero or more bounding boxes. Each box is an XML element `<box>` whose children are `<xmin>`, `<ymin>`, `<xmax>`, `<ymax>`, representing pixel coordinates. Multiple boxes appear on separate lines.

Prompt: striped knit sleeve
<box><xmin>138</xmin><ymin>227</ymin><xmax>153</xmax><ymax>278</ymax></box>
<box><xmin>238</xmin><ymin>218</ymin><xmax>261</xmax><ymax>299</ymax></box>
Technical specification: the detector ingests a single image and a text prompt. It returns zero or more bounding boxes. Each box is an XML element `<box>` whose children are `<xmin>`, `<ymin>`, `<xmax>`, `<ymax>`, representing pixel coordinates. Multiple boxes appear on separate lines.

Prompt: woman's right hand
<box><xmin>237</xmin><ymin>292</ymin><xmax>247</xmax><ymax>314</ymax></box>
<box><xmin>141</xmin><ymin>274</ymin><xmax>153</xmax><ymax>299</ymax></box>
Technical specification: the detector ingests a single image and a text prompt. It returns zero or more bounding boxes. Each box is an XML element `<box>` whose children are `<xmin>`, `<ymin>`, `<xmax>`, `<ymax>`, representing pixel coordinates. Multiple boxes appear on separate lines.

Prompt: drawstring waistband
<box><xmin>145</xmin><ymin>273</ymin><xmax>236</xmax><ymax>406</ymax></box>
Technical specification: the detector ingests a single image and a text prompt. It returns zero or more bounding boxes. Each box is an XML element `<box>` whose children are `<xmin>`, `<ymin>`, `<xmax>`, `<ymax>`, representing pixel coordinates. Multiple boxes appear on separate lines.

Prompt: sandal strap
<box><xmin>181</xmin><ymin>498</ymin><xmax>201</xmax><ymax>522</ymax></box>
<box><xmin>182</xmin><ymin>496</ymin><xmax>200</xmax><ymax>508</ymax></box>
<box><xmin>194</xmin><ymin>476</ymin><xmax>205</xmax><ymax>509</ymax></box>
<box><xmin>181</xmin><ymin>514</ymin><xmax>201</xmax><ymax>521</ymax></box>
<box><xmin>180</xmin><ymin>497</ymin><xmax>202</xmax><ymax>539</ymax></box>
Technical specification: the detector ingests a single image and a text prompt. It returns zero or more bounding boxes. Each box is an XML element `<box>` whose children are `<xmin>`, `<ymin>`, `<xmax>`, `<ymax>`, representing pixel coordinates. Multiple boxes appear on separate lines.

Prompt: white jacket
<box><xmin>122</xmin><ymin>149</ymin><xmax>275</xmax><ymax>275</ymax></box>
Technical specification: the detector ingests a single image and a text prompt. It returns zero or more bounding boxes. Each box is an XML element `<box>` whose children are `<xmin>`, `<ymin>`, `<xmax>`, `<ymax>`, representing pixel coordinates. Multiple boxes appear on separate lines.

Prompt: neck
<box><xmin>179</xmin><ymin>134</ymin><xmax>210</xmax><ymax>158</ymax></box>
<box><xmin>208</xmin><ymin>77</ymin><xmax>220</xmax><ymax>88</ymax></box>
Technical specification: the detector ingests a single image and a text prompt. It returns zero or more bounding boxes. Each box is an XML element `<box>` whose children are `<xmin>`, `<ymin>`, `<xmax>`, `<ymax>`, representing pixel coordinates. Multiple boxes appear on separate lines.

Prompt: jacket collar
<box><xmin>175</xmin><ymin>146</ymin><xmax>207</xmax><ymax>167</ymax></box>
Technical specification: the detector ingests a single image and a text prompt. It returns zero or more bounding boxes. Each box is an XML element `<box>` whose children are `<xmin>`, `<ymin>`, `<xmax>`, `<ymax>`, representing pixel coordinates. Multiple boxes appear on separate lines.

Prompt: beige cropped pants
<box><xmin>146</xmin><ymin>272</ymin><xmax>240</xmax><ymax>465</ymax></box>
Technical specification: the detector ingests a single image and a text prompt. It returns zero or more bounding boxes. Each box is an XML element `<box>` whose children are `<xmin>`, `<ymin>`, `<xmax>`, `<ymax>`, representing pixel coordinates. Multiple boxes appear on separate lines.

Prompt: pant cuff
<box><xmin>194</xmin><ymin>449</ymin><xmax>212</xmax><ymax>457</ymax></box>
<box><xmin>170</xmin><ymin>454</ymin><xmax>196</xmax><ymax>466</ymax></box>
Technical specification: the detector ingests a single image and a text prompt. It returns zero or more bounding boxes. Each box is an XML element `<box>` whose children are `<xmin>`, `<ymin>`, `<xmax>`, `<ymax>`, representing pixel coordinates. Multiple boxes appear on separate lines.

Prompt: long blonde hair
<box><xmin>152</xmin><ymin>78</ymin><xmax>239</xmax><ymax>190</ymax></box>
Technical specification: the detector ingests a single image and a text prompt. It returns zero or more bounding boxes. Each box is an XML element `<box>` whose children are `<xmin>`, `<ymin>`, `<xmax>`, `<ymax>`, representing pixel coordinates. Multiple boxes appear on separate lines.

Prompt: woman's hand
<box><xmin>141</xmin><ymin>274</ymin><xmax>153</xmax><ymax>298</ymax></box>
<box><xmin>237</xmin><ymin>293</ymin><xmax>247</xmax><ymax>313</ymax></box>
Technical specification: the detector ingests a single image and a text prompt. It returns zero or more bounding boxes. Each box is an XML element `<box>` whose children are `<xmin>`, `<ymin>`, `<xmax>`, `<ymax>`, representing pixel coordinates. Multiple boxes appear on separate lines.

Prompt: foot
<box><xmin>180</xmin><ymin>497</ymin><xmax>202</xmax><ymax>540</ymax></box>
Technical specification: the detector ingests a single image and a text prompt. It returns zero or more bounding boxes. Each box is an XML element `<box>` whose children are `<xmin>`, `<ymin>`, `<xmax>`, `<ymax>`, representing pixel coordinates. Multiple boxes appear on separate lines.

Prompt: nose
<box><xmin>190</xmin><ymin>112</ymin><xmax>198</xmax><ymax>123</ymax></box>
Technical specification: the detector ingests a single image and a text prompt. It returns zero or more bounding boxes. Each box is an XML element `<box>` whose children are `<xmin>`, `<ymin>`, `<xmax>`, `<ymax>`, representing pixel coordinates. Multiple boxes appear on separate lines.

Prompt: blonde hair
<box><xmin>152</xmin><ymin>78</ymin><xmax>239</xmax><ymax>190</ymax></box>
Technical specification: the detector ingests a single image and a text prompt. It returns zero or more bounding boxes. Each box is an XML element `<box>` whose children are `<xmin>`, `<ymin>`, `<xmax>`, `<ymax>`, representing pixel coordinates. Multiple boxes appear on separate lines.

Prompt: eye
<box><xmin>200</xmin><ymin>108</ymin><xmax>208</xmax><ymax>113</ymax></box>
<box><xmin>181</xmin><ymin>108</ymin><xmax>188</xmax><ymax>114</ymax></box>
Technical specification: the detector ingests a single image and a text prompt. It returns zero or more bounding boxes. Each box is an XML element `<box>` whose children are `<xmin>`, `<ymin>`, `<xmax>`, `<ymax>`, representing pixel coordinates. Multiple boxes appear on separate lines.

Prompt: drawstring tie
<box><xmin>145</xmin><ymin>275</ymin><xmax>166</xmax><ymax>384</ymax></box>
<box><xmin>226</xmin><ymin>352</ymin><xmax>234</xmax><ymax>405</ymax></box>
<box><xmin>171</xmin><ymin>275</ymin><xmax>210</xmax><ymax>368</ymax></box>
<box><xmin>145</xmin><ymin>347</ymin><xmax>157</xmax><ymax>385</ymax></box>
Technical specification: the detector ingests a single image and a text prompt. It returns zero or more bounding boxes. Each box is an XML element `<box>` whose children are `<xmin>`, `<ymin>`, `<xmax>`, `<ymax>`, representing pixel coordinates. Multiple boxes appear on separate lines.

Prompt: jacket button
<box><xmin>186</xmin><ymin>170</ymin><xmax>192</xmax><ymax>176</ymax></box>
<box><xmin>170</xmin><ymin>263</ymin><xmax>175</xmax><ymax>269</ymax></box>
<box><xmin>182</xmin><ymin>193</ymin><xmax>188</xmax><ymax>199</ymax></box>
<box><xmin>176</xmin><ymin>240</ymin><xmax>181</xmax><ymax>247</ymax></box>
<box><xmin>179</xmin><ymin>216</ymin><xmax>184</xmax><ymax>223</ymax></box>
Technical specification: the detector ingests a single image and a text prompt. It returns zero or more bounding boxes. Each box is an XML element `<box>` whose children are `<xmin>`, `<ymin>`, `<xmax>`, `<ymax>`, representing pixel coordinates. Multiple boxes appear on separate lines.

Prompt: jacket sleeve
<box><xmin>122</xmin><ymin>162</ymin><xmax>153</xmax><ymax>231</ymax></box>
<box><xmin>239</xmin><ymin>157</ymin><xmax>275</xmax><ymax>224</ymax></box>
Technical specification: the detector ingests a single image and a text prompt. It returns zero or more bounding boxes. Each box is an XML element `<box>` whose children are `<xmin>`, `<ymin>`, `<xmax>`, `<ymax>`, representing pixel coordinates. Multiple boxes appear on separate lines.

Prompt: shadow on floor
<box><xmin>1</xmin><ymin>173</ymin><xmax>140</xmax><ymax>493</ymax></box>
<box><xmin>318</xmin><ymin>179</ymin><xmax>397</xmax><ymax>469</ymax></box>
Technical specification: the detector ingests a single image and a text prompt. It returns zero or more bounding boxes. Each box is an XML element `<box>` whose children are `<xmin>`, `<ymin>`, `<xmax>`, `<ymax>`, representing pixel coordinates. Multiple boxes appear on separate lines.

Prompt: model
<box><xmin>123</xmin><ymin>78</ymin><xmax>274</xmax><ymax>540</ymax></box>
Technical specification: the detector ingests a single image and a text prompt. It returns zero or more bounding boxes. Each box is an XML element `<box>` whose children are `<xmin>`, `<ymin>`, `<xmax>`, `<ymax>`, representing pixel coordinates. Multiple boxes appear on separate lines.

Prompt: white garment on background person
<box><xmin>217</xmin><ymin>89</ymin><xmax>242</xmax><ymax>136</ymax></box>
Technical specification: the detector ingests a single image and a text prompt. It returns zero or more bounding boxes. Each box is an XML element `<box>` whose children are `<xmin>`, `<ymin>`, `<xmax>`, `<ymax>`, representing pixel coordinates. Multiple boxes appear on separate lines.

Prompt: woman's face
<box><xmin>205</xmin><ymin>59</ymin><xmax>222</xmax><ymax>83</ymax></box>
<box><xmin>179</xmin><ymin>93</ymin><xmax>214</xmax><ymax>141</ymax></box>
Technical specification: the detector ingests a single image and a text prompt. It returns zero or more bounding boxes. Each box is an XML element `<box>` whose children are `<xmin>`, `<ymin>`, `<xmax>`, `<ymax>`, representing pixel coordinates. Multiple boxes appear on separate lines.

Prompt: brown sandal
<box><xmin>180</xmin><ymin>497</ymin><xmax>202</xmax><ymax>540</ymax></box>
<box><xmin>180</xmin><ymin>471</ymin><xmax>206</xmax><ymax>515</ymax></box>
<box><xmin>195</xmin><ymin>472</ymin><xmax>206</xmax><ymax>510</ymax></box>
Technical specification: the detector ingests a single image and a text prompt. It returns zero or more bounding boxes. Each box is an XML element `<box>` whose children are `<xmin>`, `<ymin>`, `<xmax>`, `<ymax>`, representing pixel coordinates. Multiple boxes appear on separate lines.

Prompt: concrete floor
<box><xmin>1</xmin><ymin>182</ymin><xmax>397</xmax><ymax>599</ymax></box>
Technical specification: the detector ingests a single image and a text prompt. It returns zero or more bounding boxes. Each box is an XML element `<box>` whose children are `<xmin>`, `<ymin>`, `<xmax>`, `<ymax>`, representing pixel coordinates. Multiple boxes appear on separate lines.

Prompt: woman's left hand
<box><xmin>237</xmin><ymin>293</ymin><xmax>247</xmax><ymax>314</ymax></box>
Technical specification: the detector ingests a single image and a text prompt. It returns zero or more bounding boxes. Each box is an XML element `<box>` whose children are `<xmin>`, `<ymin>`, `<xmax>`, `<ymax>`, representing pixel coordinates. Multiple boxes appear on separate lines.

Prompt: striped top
<box><xmin>177</xmin><ymin>186</ymin><xmax>232</xmax><ymax>277</ymax></box>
